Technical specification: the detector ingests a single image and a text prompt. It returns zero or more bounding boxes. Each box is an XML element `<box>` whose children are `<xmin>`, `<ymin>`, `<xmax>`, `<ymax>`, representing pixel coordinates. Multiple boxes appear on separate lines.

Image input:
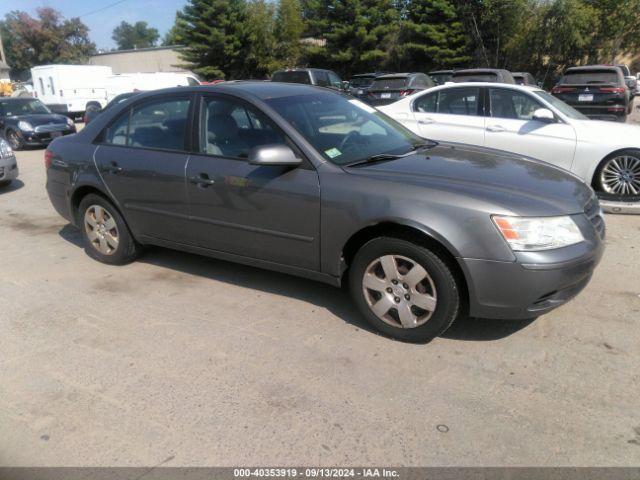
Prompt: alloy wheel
<box><xmin>362</xmin><ymin>254</ymin><xmax>437</xmax><ymax>329</ymax></box>
<box><xmin>600</xmin><ymin>155</ymin><xmax>640</xmax><ymax>196</ymax></box>
<box><xmin>84</xmin><ymin>205</ymin><xmax>119</xmax><ymax>255</ymax></box>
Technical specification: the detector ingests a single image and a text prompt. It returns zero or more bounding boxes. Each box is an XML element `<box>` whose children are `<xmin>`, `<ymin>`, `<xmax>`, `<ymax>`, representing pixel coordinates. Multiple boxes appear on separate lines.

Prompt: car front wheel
<box><xmin>78</xmin><ymin>194</ymin><xmax>140</xmax><ymax>265</ymax></box>
<box><xmin>349</xmin><ymin>237</ymin><xmax>460</xmax><ymax>343</ymax></box>
<box><xmin>595</xmin><ymin>150</ymin><xmax>640</xmax><ymax>199</ymax></box>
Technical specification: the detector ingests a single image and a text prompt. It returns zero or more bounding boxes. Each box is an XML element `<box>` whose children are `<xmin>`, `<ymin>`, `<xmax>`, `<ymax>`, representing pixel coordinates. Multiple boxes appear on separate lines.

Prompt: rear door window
<box><xmin>101</xmin><ymin>96</ymin><xmax>191</xmax><ymax>151</ymax></box>
<box><xmin>413</xmin><ymin>92</ymin><xmax>438</xmax><ymax>113</ymax></box>
<box><xmin>437</xmin><ymin>87</ymin><xmax>480</xmax><ymax>115</ymax></box>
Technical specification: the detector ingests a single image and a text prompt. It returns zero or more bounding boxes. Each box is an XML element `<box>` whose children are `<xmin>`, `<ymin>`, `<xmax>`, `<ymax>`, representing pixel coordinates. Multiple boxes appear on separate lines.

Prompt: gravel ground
<box><xmin>0</xmin><ymin>139</ymin><xmax>639</xmax><ymax>467</ymax></box>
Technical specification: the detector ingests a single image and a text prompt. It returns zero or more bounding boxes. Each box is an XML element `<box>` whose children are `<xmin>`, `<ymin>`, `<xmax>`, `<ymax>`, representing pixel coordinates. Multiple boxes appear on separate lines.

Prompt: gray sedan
<box><xmin>45</xmin><ymin>83</ymin><xmax>604</xmax><ymax>342</ymax></box>
<box><xmin>0</xmin><ymin>138</ymin><xmax>18</xmax><ymax>186</ymax></box>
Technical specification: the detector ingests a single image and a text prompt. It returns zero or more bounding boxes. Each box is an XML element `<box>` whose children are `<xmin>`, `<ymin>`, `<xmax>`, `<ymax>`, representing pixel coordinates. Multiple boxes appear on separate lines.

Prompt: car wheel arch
<box><xmin>70</xmin><ymin>185</ymin><xmax>129</xmax><ymax>231</ymax></box>
<box><xmin>339</xmin><ymin>220</ymin><xmax>469</xmax><ymax>313</ymax></box>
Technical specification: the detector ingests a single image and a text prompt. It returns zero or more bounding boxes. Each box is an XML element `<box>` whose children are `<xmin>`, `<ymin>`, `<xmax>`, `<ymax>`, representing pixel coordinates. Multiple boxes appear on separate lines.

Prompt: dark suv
<box><xmin>451</xmin><ymin>69</ymin><xmax>516</xmax><ymax>84</ymax></box>
<box><xmin>271</xmin><ymin>68</ymin><xmax>343</xmax><ymax>90</ymax></box>
<box><xmin>45</xmin><ymin>83</ymin><xmax>604</xmax><ymax>343</ymax></box>
<box><xmin>348</xmin><ymin>72</ymin><xmax>388</xmax><ymax>100</ymax></box>
<box><xmin>551</xmin><ymin>66</ymin><xmax>630</xmax><ymax>122</ymax></box>
<box><xmin>367</xmin><ymin>73</ymin><xmax>435</xmax><ymax>106</ymax></box>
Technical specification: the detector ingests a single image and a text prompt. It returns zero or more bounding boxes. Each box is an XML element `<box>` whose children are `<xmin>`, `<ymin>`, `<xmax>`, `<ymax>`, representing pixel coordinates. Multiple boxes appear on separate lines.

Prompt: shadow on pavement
<box><xmin>58</xmin><ymin>223</ymin><xmax>534</xmax><ymax>342</ymax></box>
<box><xmin>0</xmin><ymin>179</ymin><xmax>25</xmax><ymax>193</ymax></box>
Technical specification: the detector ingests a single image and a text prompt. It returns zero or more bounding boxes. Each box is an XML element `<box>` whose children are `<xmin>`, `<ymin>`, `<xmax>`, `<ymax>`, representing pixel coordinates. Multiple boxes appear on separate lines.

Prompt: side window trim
<box><xmin>193</xmin><ymin>92</ymin><xmax>313</xmax><ymax>169</ymax></box>
<box><xmin>96</xmin><ymin>93</ymin><xmax>194</xmax><ymax>153</ymax></box>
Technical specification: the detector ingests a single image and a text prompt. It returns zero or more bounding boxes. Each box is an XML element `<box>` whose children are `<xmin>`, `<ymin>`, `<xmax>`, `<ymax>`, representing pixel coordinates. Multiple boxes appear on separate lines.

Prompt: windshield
<box><xmin>0</xmin><ymin>99</ymin><xmax>51</xmax><ymax>116</ymax></box>
<box><xmin>272</xmin><ymin>71</ymin><xmax>312</xmax><ymax>84</ymax></box>
<box><xmin>560</xmin><ymin>70</ymin><xmax>619</xmax><ymax>85</ymax></box>
<box><xmin>371</xmin><ymin>78</ymin><xmax>409</xmax><ymax>90</ymax></box>
<box><xmin>265</xmin><ymin>91</ymin><xmax>425</xmax><ymax>165</ymax></box>
<box><xmin>534</xmin><ymin>90</ymin><xmax>588</xmax><ymax>120</ymax></box>
<box><xmin>350</xmin><ymin>77</ymin><xmax>374</xmax><ymax>87</ymax></box>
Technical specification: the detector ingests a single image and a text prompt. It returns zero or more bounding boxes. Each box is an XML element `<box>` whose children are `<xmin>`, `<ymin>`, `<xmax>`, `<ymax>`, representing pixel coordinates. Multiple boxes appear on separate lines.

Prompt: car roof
<box><xmin>429</xmin><ymin>82</ymin><xmax>542</xmax><ymax>92</ymax></box>
<box><xmin>429</xmin><ymin>70</ymin><xmax>454</xmax><ymax>74</ymax></box>
<box><xmin>564</xmin><ymin>65</ymin><xmax>619</xmax><ymax>72</ymax></box>
<box><xmin>375</xmin><ymin>73</ymin><xmax>423</xmax><ymax>79</ymax></box>
<box><xmin>273</xmin><ymin>68</ymin><xmax>334</xmax><ymax>74</ymax></box>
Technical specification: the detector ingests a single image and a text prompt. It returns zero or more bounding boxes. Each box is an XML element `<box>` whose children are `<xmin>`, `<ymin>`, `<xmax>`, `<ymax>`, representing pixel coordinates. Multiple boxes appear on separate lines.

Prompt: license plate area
<box><xmin>578</xmin><ymin>94</ymin><xmax>594</xmax><ymax>102</ymax></box>
<box><xmin>381</xmin><ymin>93</ymin><xmax>391</xmax><ymax>99</ymax></box>
<box><xmin>50</xmin><ymin>131</ymin><xmax>62</xmax><ymax>138</ymax></box>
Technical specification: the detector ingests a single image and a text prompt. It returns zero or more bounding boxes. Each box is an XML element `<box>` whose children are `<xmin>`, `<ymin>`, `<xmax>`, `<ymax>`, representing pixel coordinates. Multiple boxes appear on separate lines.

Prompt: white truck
<box><xmin>31</xmin><ymin>65</ymin><xmax>200</xmax><ymax>117</ymax></box>
<box><xmin>31</xmin><ymin>65</ymin><xmax>112</xmax><ymax>117</ymax></box>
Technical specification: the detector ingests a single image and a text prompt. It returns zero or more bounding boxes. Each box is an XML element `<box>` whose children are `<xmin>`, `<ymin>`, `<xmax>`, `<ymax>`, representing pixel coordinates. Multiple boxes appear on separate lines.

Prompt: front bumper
<box><xmin>0</xmin><ymin>156</ymin><xmax>19</xmax><ymax>182</ymax></box>
<box><xmin>19</xmin><ymin>128</ymin><xmax>75</xmax><ymax>146</ymax></box>
<box><xmin>460</xmin><ymin>213</ymin><xmax>605</xmax><ymax>320</ymax></box>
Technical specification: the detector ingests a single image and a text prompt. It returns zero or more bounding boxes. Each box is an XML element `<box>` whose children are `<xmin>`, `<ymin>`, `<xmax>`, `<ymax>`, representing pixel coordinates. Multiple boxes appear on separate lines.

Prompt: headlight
<box><xmin>492</xmin><ymin>215</ymin><xmax>584</xmax><ymax>251</ymax></box>
<box><xmin>17</xmin><ymin>120</ymin><xmax>34</xmax><ymax>132</ymax></box>
<box><xmin>0</xmin><ymin>139</ymin><xmax>13</xmax><ymax>158</ymax></box>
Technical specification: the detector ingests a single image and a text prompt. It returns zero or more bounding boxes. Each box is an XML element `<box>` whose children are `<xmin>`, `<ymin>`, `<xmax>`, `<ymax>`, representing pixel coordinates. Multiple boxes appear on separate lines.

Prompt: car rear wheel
<box><xmin>6</xmin><ymin>129</ymin><xmax>23</xmax><ymax>150</ymax></box>
<box><xmin>78</xmin><ymin>194</ymin><xmax>140</xmax><ymax>265</ymax></box>
<box><xmin>595</xmin><ymin>150</ymin><xmax>640</xmax><ymax>199</ymax></box>
<box><xmin>349</xmin><ymin>237</ymin><xmax>460</xmax><ymax>343</ymax></box>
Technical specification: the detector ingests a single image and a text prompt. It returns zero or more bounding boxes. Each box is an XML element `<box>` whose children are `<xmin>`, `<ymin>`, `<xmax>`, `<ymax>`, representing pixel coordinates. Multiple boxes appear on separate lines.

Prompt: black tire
<box><xmin>78</xmin><ymin>193</ymin><xmax>140</xmax><ymax>265</ymax></box>
<box><xmin>594</xmin><ymin>149</ymin><xmax>640</xmax><ymax>201</ymax></box>
<box><xmin>349</xmin><ymin>237</ymin><xmax>460</xmax><ymax>343</ymax></box>
<box><xmin>5</xmin><ymin>129</ymin><xmax>23</xmax><ymax>150</ymax></box>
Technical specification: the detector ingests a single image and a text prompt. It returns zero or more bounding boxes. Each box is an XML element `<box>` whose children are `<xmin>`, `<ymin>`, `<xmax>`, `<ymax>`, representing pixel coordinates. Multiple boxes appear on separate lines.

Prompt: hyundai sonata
<box><xmin>46</xmin><ymin>83</ymin><xmax>604</xmax><ymax>342</ymax></box>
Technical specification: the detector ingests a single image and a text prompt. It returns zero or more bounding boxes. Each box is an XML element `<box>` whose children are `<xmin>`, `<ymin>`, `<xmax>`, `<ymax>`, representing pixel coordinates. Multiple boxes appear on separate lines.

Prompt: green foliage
<box><xmin>174</xmin><ymin>0</ymin><xmax>249</xmax><ymax>79</ymax></box>
<box><xmin>275</xmin><ymin>0</ymin><xmax>305</xmax><ymax>68</ymax></box>
<box><xmin>395</xmin><ymin>0</ymin><xmax>471</xmax><ymax>71</ymax></box>
<box><xmin>0</xmin><ymin>8</ymin><xmax>96</xmax><ymax>79</ymax></box>
<box><xmin>244</xmin><ymin>0</ymin><xmax>278</xmax><ymax>78</ymax></box>
<box><xmin>112</xmin><ymin>21</ymin><xmax>159</xmax><ymax>50</ymax></box>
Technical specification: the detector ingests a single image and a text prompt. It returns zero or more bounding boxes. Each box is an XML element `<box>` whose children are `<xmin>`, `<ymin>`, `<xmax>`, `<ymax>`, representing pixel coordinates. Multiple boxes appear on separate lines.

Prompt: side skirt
<box><xmin>138</xmin><ymin>235</ymin><xmax>342</xmax><ymax>287</ymax></box>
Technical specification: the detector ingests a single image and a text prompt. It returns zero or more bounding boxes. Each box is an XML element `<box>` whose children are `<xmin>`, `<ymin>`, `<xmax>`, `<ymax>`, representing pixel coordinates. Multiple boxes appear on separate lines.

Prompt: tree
<box><xmin>244</xmin><ymin>0</ymin><xmax>278</xmax><ymax>78</ymax></box>
<box><xmin>0</xmin><ymin>8</ymin><xmax>95</xmax><ymax>79</ymax></box>
<box><xmin>162</xmin><ymin>13</ymin><xmax>185</xmax><ymax>46</ymax></box>
<box><xmin>395</xmin><ymin>0</ymin><xmax>471</xmax><ymax>71</ymax></box>
<box><xmin>275</xmin><ymin>0</ymin><xmax>305</xmax><ymax>68</ymax></box>
<box><xmin>321</xmin><ymin>0</ymin><xmax>401</xmax><ymax>75</ymax></box>
<box><xmin>174</xmin><ymin>0</ymin><xmax>248</xmax><ymax>79</ymax></box>
<box><xmin>112</xmin><ymin>21</ymin><xmax>159</xmax><ymax>50</ymax></box>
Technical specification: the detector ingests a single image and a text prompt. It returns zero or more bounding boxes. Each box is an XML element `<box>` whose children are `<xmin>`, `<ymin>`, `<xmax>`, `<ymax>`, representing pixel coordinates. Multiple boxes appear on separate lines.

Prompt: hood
<box><xmin>573</xmin><ymin>119</ymin><xmax>640</xmax><ymax>147</ymax></box>
<box><xmin>11</xmin><ymin>113</ymin><xmax>70</xmax><ymax>127</ymax></box>
<box><xmin>344</xmin><ymin>142</ymin><xmax>594</xmax><ymax>216</ymax></box>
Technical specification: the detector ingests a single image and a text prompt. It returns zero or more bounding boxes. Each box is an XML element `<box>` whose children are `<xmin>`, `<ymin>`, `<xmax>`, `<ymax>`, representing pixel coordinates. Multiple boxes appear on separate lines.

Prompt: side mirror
<box><xmin>249</xmin><ymin>144</ymin><xmax>302</xmax><ymax>167</ymax></box>
<box><xmin>532</xmin><ymin>108</ymin><xmax>556</xmax><ymax>123</ymax></box>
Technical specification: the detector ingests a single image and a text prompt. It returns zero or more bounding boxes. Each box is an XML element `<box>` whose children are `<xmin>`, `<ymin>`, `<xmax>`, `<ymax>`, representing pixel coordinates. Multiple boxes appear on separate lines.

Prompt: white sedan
<box><xmin>379</xmin><ymin>82</ymin><xmax>640</xmax><ymax>211</ymax></box>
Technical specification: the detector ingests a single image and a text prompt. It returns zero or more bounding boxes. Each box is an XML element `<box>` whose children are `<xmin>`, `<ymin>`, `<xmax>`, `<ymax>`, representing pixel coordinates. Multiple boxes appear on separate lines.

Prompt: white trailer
<box><xmin>105</xmin><ymin>72</ymin><xmax>200</xmax><ymax>102</ymax></box>
<box><xmin>30</xmin><ymin>65</ymin><xmax>113</xmax><ymax>116</ymax></box>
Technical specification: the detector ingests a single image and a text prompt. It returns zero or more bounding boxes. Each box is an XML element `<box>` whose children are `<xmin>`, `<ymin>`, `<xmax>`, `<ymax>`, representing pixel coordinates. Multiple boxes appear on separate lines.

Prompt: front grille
<box><xmin>34</xmin><ymin>124</ymin><xmax>68</xmax><ymax>133</ymax></box>
<box><xmin>584</xmin><ymin>194</ymin><xmax>605</xmax><ymax>238</ymax></box>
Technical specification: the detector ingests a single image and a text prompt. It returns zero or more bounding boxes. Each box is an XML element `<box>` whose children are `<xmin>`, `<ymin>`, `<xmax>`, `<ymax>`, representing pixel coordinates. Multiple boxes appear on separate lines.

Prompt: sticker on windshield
<box><xmin>324</xmin><ymin>147</ymin><xmax>342</xmax><ymax>159</ymax></box>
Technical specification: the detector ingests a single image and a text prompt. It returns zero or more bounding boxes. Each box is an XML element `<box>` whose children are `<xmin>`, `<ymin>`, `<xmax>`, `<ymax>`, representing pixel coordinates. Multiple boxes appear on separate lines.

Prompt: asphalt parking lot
<box><xmin>1</xmin><ymin>133</ymin><xmax>640</xmax><ymax>467</ymax></box>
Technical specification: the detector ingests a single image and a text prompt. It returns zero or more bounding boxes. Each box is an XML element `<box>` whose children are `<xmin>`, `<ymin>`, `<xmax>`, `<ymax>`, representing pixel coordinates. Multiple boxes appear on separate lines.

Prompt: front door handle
<box><xmin>418</xmin><ymin>118</ymin><xmax>435</xmax><ymax>125</ymax></box>
<box><xmin>486</xmin><ymin>125</ymin><xmax>506</xmax><ymax>132</ymax></box>
<box><xmin>189</xmin><ymin>173</ymin><xmax>215</xmax><ymax>187</ymax></box>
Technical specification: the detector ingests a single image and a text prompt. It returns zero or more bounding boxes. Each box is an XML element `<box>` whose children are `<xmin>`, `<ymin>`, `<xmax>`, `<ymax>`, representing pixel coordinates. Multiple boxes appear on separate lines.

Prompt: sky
<box><xmin>0</xmin><ymin>0</ymin><xmax>188</xmax><ymax>50</ymax></box>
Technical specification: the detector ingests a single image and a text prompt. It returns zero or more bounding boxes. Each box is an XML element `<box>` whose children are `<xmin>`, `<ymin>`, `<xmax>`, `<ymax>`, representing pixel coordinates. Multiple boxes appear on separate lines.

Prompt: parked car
<box><xmin>451</xmin><ymin>69</ymin><xmax>516</xmax><ymax>84</ymax></box>
<box><xmin>551</xmin><ymin>65</ymin><xmax>630</xmax><ymax>122</ymax></box>
<box><xmin>271</xmin><ymin>68</ymin><xmax>343</xmax><ymax>90</ymax></box>
<box><xmin>379</xmin><ymin>82</ymin><xmax>640</xmax><ymax>206</ymax></box>
<box><xmin>0</xmin><ymin>97</ymin><xmax>76</xmax><ymax>150</ymax></box>
<box><xmin>0</xmin><ymin>138</ymin><xmax>18</xmax><ymax>186</ymax></box>
<box><xmin>616</xmin><ymin>64</ymin><xmax>631</xmax><ymax>77</ymax></box>
<box><xmin>348</xmin><ymin>72</ymin><xmax>388</xmax><ymax>99</ymax></box>
<box><xmin>428</xmin><ymin>70</ymin><xmax>454</xmax><ymax>85</ymax></box>
<box><xmin>624</xmin><ymin>76</ymin><xmax>637</xmax><ymax>98</ymax></box>
<box><xmin>512</xmin><ymin>72</ymin><xmax>537</xmax><ymax>86</ymax></box>
<box><xmin>46</xmin><ymin>83</ymin><xmax>604</xmax><ymax>342</ymax></box>
<box><xmin>83</xmin><ymin>91</ymin><xmax>142</xmax><ymax>125</ymax></box>
<box><xmin>366</xmin><ymin>73</ymin><xmax>435</xmax><ymax>106</ymax></box>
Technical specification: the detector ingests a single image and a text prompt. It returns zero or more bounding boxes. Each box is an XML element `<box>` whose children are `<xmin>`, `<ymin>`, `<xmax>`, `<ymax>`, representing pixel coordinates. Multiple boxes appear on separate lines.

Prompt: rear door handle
<box><xmin>189</xmin><ymin>173</ymin><xmax>215</xmax><ymax>187</ymax></box>
<box><xmin>486</xmin><ymin>125</ymin><xmax>506</xmax><ymax>132</ymax></box>
<box><xmin>106</xmin><ymin>161</ymin><xmax>122</xmax><ymax>174</ymax></box>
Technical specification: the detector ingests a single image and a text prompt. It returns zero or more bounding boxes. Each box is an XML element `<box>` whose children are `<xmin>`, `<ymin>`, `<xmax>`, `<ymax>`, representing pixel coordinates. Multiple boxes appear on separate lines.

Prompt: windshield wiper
<box><xmin>345</xmin><ymin>141</ymin><xmax>438</xmax><ymax>167</ymax></box>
